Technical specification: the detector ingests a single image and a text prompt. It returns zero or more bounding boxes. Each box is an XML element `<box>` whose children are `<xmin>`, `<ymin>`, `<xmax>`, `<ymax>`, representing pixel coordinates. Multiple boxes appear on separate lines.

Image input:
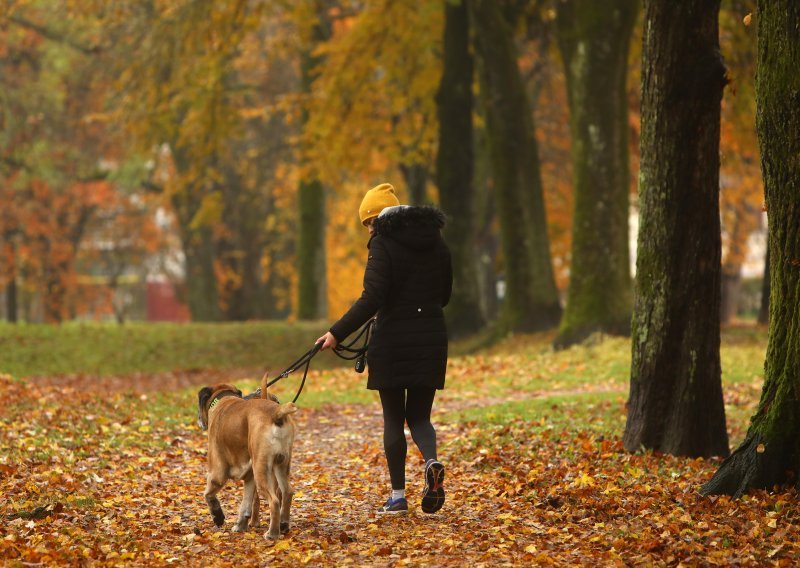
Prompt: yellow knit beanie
<box><xmin>358</xmin><ymin>183</ymin><xmax>400</xmax><ymax>225</ymax></box>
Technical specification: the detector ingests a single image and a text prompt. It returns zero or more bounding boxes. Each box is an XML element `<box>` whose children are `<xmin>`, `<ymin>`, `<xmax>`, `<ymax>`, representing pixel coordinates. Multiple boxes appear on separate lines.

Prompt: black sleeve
<box><xmin>329</xmin><ymin>238</ymin><xmax>392</xmax><ymax>342</ymax></box>
<box><xmin>441</xmin><ymin>243</ymin><xmax>453</xmax><ymax>308</ymax></box>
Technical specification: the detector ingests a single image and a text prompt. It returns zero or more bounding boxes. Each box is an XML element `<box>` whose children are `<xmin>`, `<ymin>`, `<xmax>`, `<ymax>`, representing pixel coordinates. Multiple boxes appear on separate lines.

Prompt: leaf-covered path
<box><xmin>2</xmin><ymin>369</ymin><xmax>799</xmax><ymax>566</ymax></box>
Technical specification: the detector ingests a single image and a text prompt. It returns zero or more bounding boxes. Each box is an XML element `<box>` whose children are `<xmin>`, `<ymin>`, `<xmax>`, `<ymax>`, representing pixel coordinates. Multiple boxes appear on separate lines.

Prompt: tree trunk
<box><xmin>553</xmin><ymin>0</ymin><xmax>637</xmax><ymax>348</ymax></box>
<box><xmin>296</xmin><ymin>7</ymin><xmax>330</xmax><ymax>321</ymax></box>
<box><xmin>297</xmin><ymin>178</ymin><xmax>327</xmax><ymax>319</ymax></box>
<box><xmin>435</xmin><ymin>0</ymin><xmax>487</xmax><ymax>338</ymax></box>
<box><xmin>720</xmin><ymin>266</ymin><xmax>742</xmax><ymax>323</ymax></box>
<box><xmin>757</xmin><ymin>244</ymin><xmax>769</xmax><ymax>325</ymax></box>
<box><xmin>702</xmin><ymin>0</ymin><xmax>800</xmax><ymax>496</ymax></box>
<box><xmin>181</xmin><ymin>226</ymin><xmax>221</xmax><ymax>321</ymax></box>
<box><xmin>471</xmin><ymin>0</ymin><xmax>562</xmax><ymax>333</ymax></box>
<box><xmin>5</xmin><ymin>238</ymin><xmax>17</xmax><ymax>323</ymax></box>
<box><xmin>400</xmin><ymin>162</ymin><xmax>429</xmax><ymax>206</ymax></box>
<box><xmin>623</xmin><ymin>0</ymin><xmax>729</xmax><ymax>458</ymax></box>
<box><xmin>217</xmin><ymin>168</ymin><xmax>273</xmax><ymax>321</ymax></box>
<box><xmin>6</xmin><ymin>278</ymin><xmax>17</xmax><ymax>323</ymax></box>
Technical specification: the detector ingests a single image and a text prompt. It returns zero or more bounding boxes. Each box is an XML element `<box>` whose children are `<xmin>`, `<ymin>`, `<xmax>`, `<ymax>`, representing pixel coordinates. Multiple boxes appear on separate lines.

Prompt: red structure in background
<box><xmin>146</xmin><ymin>281</ymin><xmax>190</xmax><ymax>322</ymax></box>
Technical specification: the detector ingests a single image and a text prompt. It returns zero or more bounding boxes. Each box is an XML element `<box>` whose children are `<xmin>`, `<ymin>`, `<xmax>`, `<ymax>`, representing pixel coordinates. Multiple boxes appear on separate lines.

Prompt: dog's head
<box><xmin>197</xmin><ymin>383</ymin><xmax>243</xmax><ymax>430</ymax></box>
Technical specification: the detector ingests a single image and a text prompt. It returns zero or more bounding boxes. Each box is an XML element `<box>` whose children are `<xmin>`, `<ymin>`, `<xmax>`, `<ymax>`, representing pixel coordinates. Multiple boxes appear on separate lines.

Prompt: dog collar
<box><xmin>208</xmin><ymin>390</ymin><xmax>241</xmax><ymax>411</ymax></box>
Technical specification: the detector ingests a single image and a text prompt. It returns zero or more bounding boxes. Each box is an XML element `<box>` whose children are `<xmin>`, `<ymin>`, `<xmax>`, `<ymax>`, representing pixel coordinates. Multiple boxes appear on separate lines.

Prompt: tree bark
<box><xmin>296</xmin><ymin>5</ymin><xmax>330</xmax><ymax>321</ymax></box>
<box><xmin>720</xmin><ymin>266</ymin><xmax>742</xmax><ymax>323</ymax></box>
<box><xmin>623</xmin><ymin>0</ymin><xmax>729</xmax><ymax>458</ymax></box>
<box><xmin>702</xmin><ymin>0</ymin><xmax>800</xmax><ymax>496</ymax></box>
<box><xmin>435</xmin><ymin>0</ymin><xmax>487</xmax><ymax>338</ymax></box>
<box><xmin>181</xmin><ymin>225</ymin><xmax>222</xmax><ymax>322</ymax></box>
<box><xmin>400</xmin><ymin>162</ymin><xmax>429</xmax><ymax>206</ymax></box>
<box><xmin>297</xmin><ymin>178</ymin><xmax>327</xmax><ymax>320</ymax></box>
<box><xmin>471</xmin><ymin>0</ymin><xmax>562</xmax><ymax>333</ymax></box>
<box><xmin>553</xmin><ymin>0</ymin><xmax>637</xmax><ymax>348</ymax></box>
<box><xmin>6</xmin><ymin>278</ymin><xmax>17</xmax><ymax>323</ymax></box>
<box><xmin>4</xmin><ymin>237</ymin><xmax>18</xmax><ymax>323</ymax></box>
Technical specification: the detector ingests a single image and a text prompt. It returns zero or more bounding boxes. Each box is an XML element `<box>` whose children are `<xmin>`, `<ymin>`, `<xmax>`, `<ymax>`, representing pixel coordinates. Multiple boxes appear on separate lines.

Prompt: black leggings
<box><xmin>378</xmin><ymin>388</ymin><xmax>438</xmax><ymax>490</ymax></box>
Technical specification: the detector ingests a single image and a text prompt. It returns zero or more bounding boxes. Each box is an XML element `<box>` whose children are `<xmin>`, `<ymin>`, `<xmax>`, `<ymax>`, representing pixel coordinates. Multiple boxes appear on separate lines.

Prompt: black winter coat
<box><xmin>329</xmin><ymin>206</ymin><xmax>452</xmax><ymax>390</ymax></box>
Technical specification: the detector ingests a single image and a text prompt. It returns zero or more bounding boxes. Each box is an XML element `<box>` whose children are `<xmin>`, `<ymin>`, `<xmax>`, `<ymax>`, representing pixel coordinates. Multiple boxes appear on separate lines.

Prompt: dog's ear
<box><xmin>197</xmin><ymin>387</ymin><xmax>214</xmax><ymax>430</ymax></box>
<box><xmin>198</xmin><ymin>387</ymin><xmax>214</xmax><ymax>409</ymax></box>
<box><xmin>235</xmin><ymin>388</ymin><xmax>243</xmax><ymax>398</ymax></box>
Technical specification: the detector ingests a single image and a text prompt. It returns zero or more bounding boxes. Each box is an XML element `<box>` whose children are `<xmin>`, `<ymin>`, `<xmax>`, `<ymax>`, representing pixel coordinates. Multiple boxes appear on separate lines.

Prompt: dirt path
<box><xmin>9</xmin><ymin>373</ymin><xmax>791</xmax><ymax>566</ymax></box>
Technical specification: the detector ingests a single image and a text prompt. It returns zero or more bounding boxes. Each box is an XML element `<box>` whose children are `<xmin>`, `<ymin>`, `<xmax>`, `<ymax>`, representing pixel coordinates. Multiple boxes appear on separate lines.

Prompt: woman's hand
<box><xmin>316</xmin><ymin>331</ymin><xmax>338</xmax><ymax>351</ymax></box>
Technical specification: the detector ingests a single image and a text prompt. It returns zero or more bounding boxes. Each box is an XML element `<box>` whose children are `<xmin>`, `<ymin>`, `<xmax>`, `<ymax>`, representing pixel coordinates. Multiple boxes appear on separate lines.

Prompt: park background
<box><xmin>3</xmin><ymin>0</ymin><xmax>800</xmax><ymax>566</ymax></box>
<box><xmin>0</xmin><ymin>1</ymin><xmax>765</xmax><ymax>328</ymax></box>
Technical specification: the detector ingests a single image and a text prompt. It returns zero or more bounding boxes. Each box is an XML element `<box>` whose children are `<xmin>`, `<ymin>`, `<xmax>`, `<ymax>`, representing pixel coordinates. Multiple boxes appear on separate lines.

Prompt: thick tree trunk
<box><xmin>471</xmin><ymin>0</ymin><xmax>562</xmax><ymax>333</ymax></box>
<box><xmin>400</xmin><ymin>162</ymin><xmax>428</xmax><ymax>206</ymax></box>
<box><xmin>702</xmin><ymin>0</ymin><xmax>800</xmax><ymax>496</ymax></box>
<box><xmin>170</xmin><ymin>147</ymin><xmax>221</xmax><ymax>322</ymax></box>
<box><xmin>296</xmin><ymin>8</ymin><xmax>330</xmax><ymax>321</ymax></box>
<box><xmin>553</xmin><ymin>0</ymin><xmax>637</xmax><ymax>348</ymax></box>
<box><xmin>435</xmin><ymin>0</ymin><xmax>486</xmax><ymax>338</ymax></box>
<box><xmin>623</xmin><ymin>0</ymin><xmax>729</xmax><ymax>458</ymax></box>
<box><xmin>4</xmin><ymin>238</ymin><xmax>17</xmax><ymax>323</ymax></box>
<box><xmin>297</xmin><ymin>178</ymin><xmax>327</xmax><ymax>319</ymax></box>
<box><xmin>181</xmin><ymin>226</ymin><xmax>221</xmax><ymax>321</ymax></box>
<box><xmin>217</xmin><ymin>170</ymin><xmax>272</xmax><ymax>321</ymax></box>
<box><xmin>6</xmin><ymin>278</ymin><xmax>17</xmax><ymax>323</ymax></box>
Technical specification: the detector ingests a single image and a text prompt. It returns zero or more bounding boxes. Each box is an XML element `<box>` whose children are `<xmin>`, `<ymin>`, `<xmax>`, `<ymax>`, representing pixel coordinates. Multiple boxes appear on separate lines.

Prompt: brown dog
<box><xmin>197</xmin><ymin>376</ymin><xmax>297</xmax><ymax>539</ymax></box>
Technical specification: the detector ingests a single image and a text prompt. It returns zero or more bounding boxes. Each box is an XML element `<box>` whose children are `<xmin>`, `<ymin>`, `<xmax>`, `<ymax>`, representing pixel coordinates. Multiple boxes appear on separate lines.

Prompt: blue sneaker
<box><xmin>421</xmin><ymin>460</ymin><xmax>445</xmax><ymax>513</ymax></box>
<box><xmin>377</xmin><ymin>497</ymin><xmax>408</xmax><ymax>515</ymax></box>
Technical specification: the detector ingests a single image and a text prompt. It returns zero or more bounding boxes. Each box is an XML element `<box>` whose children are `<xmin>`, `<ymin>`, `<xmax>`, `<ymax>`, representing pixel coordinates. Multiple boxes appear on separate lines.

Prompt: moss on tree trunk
<box><xmin>436</xmin><ymin>0</ymin><xmax>487</xmax><ymax>338</ymax></box>
<box><xmin>702</xmin><ymin>0</ymin><xmax>800</xmax><ymax>495</ymax></box>
<box><xmin>471</xmin><ymin>0</ymin><xmax>562</xmax><ymax>333</ymax></box>
<box><xmin>623</xmin><ymin>0</ymin><xmax>729</xmax><ymax>458</ymax></box>
<box><xmin>553</xmin><ymin>0</ymin><xmax>637</xmax><ymax>349</ymax></box>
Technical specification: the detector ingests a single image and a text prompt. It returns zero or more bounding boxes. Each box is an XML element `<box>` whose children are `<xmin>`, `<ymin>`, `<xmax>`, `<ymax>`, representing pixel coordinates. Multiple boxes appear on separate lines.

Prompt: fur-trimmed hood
<box><xmin>371</xmin><ymin>205</ymin><xmax>447</xmax><ymax>251</ymax></box>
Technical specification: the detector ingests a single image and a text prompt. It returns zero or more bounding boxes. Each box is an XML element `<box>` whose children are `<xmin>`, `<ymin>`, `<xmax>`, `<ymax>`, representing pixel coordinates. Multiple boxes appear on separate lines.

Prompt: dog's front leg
<box><xmin>204</xmin><ymin>475</ymin><xmax>226</xmax><ymax>527</ymax></box>
<box><xmin>234</xmin><ymin>472</ymin><xmax>257</xmax><ymax>532</ymax></box>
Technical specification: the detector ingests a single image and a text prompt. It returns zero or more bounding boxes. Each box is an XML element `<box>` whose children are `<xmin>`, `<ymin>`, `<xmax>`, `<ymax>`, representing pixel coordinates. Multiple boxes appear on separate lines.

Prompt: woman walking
<box><xmin>317</xmin><ymin>182</ymin><xmax>452</xmax><ymax>514</ymax></box>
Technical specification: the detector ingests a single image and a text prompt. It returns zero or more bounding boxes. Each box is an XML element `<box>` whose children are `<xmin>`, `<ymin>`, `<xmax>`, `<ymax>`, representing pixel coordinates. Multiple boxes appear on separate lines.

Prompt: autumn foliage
<box><xmin>1</xmin><ymin>330</ymin><xmax>797</xmax><ymax>565</ymax></box>
<box><xmin>1</xmin><ymin>1</ymin><xmax>764</xmax><ymax>323</ymax></box>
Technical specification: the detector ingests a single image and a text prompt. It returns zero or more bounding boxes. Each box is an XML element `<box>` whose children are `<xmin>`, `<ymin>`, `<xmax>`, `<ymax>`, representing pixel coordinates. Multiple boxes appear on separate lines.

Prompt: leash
<box><xmin>332</xmin><ymin>318</ymin><xmax>374</xmax><ymax>373</ymax></box>
<box><xmin>254</xmin><ymin>319</ymin><xmax>375</xmax><ymax>403</ymax></box>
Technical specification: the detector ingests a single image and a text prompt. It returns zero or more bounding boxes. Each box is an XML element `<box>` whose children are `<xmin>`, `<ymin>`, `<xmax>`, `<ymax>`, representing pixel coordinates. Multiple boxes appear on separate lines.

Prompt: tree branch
<box><xmin>9</xmin><ymin>15</ymin><xmax>103</xmax><ymax>55</ymax></box>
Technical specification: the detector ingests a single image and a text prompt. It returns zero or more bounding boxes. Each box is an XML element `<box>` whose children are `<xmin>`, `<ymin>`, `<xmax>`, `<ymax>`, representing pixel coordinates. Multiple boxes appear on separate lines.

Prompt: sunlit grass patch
<box><xmin>446</xmin><ymin>390</ymin><xmax>628</xmax><ymax>438</ymax></box>
<box><xmin>0</xmin><ymin>320</ymin><xmax>347</xmax><ymax>378</ymax></box>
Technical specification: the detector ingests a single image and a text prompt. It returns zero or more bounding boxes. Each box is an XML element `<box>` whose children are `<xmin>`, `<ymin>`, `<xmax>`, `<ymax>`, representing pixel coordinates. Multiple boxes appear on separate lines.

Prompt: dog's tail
<box><xmin>275</xmin><ymin>402</ymin><xmax>298</xmax><ymax>421</ymax></box>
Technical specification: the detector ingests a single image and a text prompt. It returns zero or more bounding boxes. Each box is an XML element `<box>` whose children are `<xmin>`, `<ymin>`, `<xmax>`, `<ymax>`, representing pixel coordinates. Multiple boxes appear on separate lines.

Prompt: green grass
<box><xmin>0</xmin><ymin>320</ymin><xmax>348</xmax><ymax>377</ymax></box>
<box><xmin>1</xmin><ymin>321</ymin><xmax>769</xmax><ymax>447</ymax></box>
<box><xmin>445</xmin><ymin>326</ymin><xmax>768</xmax><ymax>446</ymax></box>
<box><xmin>448</xmin><ymin>390</ymin><xmax>628</xmax><ymax>436</ymax></box>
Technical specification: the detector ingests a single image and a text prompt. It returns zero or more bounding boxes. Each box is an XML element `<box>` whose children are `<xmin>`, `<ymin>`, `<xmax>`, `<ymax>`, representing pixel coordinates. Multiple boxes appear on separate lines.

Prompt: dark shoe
<box><xmin>421</xmin><ymin>460</ymin><xmax>445</xmax><ymax>513</ymax></box>
<box><xmin>377</xmin><ymin>497</ymin><xmax>408</xmax><ymax>515</ymax></box>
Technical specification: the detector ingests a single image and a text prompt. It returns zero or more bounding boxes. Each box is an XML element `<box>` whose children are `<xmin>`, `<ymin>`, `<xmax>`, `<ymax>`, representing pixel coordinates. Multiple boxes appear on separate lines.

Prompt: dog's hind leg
<box><xmin>254</xmin><ymin>458</ymin><xmax>281</xmax><ymax>539</ymax></box>
<box><xmin>204</xmin><ymin>476</ymin><xmax>226</xmax><ymax>528</ymax></box>
<box><xmin>250</xmin><ymin>491</ymin><xmax>260</xmax><ymax>528</ymax></box>
<box><xmin>276</xmin><ymin>457</ymin><xmax>293</xmax><ymax>534</ymax></box>
<box><xmin>234</xmin><ymin>471</ymin><xmax>257</xmax><ymax>532</ymax></box>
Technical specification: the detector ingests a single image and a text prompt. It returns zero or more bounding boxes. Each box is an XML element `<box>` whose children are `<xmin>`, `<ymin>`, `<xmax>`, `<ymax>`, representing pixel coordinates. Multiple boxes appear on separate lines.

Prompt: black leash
<box><xmin>333</xmin><ymin>318</ymin><xmax>375</xmax><ymax>374</ymax></box>
<box><xmin>255</xmin><ymin>319</ymin><xmax>375</xmax><ymax>403</ymax></box>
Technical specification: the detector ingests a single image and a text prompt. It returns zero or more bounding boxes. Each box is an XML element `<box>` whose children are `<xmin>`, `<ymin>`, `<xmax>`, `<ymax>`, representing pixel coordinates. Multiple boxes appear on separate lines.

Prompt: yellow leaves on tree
<box><xmin>304</xmin><ymin>0</ymin><xmax>443</xmax><ymax>188</ymax></box>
